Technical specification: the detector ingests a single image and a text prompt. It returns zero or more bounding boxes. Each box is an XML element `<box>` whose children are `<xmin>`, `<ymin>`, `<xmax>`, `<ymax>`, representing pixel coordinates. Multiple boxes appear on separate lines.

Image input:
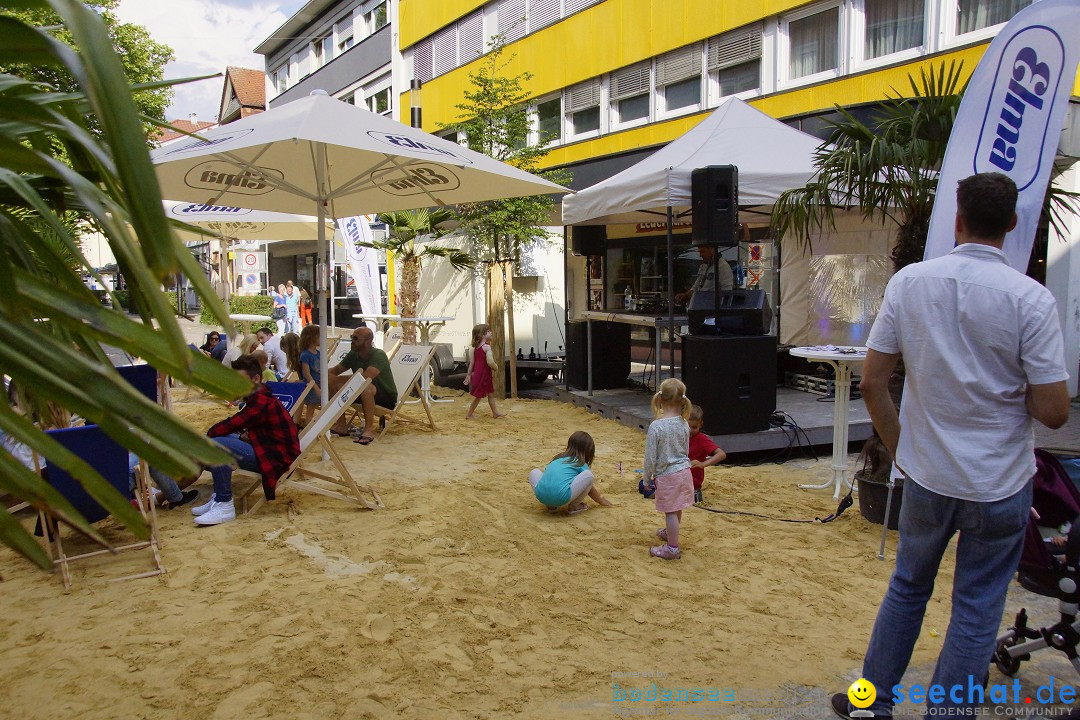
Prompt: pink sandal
<box><xmin>656</xmin><ymin>528</ymin><xmax>668</xmax><ymax>541</ymax></box>
<box><xmin>650</xmin><ymin>544</ymin><xmax>681</xmax><ymax>560</ymax></box>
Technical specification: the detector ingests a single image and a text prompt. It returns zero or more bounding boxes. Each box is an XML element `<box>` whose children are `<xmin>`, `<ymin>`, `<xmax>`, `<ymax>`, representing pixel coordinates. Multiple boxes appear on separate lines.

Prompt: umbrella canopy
<box><xmin>164</xmin><ymin>200</ymin><xmax>330</xmax><ymax>243</ymax></box>
<box><xmin>151</xmin><ymin>92</ymin><xmax>568</xmax><ymax>411</ymax></box>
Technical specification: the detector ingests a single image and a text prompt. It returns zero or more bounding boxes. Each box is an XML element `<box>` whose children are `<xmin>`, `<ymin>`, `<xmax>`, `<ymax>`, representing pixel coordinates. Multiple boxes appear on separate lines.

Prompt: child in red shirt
<box><xmin>688</xmin><ymin>405</ymin><xmax>726</xmax><ymax>503</ymax></box>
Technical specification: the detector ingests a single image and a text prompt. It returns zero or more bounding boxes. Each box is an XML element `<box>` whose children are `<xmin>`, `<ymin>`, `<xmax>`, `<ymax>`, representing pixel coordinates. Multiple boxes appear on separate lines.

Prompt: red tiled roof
<box><xmin>155</xmin><ymin>118</ymin><xmax>216</xmax><ymax>144</ymax></box>
<box><xmin>226</xmin><ymin>66</ymin><xmax>266</xmax><ymax>109</ymax></box>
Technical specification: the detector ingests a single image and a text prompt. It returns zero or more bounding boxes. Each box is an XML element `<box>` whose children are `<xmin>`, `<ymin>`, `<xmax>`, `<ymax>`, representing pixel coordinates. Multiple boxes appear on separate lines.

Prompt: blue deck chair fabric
<box><xmin>117</xmin><ymin>364</ymin><xmax>158</xmax><ymax>403</ymax></box>
<box><xmin>44</xmin><ymin>425</ymin><xmax>129</xmax><ymax>525</ymax></box>
<box><xmin>265</xmin><ymin>381</ymin><xmax>312</xmax><ymax>416</ymax></box>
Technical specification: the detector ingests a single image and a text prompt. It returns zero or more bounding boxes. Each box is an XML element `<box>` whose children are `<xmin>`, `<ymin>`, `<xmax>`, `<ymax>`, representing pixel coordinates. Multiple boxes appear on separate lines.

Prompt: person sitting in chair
<box><xmin>675</xmin><ymin>244</ymin><xmax>733</xmax><ymax>306</ymax></box>
<box><xmin>191</xmin><ymin>355</ymin><xmax>300</xmax><ymax>526</ymax></box>
<box><xmin>327</xmin><ymin>327</ymin><xmax>397</xmax><ymax>445</ymax></box>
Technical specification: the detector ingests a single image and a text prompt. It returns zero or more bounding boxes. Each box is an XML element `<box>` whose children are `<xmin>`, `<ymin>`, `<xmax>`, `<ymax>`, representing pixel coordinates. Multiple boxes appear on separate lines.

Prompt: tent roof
<box><xmin>561</xmin><ymin>97</ymin><xmax>821</xmax><ymax>226</ymax></box>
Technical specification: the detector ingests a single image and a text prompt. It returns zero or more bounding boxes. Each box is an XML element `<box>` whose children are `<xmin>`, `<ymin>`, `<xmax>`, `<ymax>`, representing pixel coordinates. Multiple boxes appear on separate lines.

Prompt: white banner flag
<box><xmin>924</xmin><ymin>0</ymin><xmax>1080</xmax><ymax>270</ymax></box>
<box><xmin>338</xmin><ymin>215</ymin><xmax>380</xmax><ymax>330</ymax></box>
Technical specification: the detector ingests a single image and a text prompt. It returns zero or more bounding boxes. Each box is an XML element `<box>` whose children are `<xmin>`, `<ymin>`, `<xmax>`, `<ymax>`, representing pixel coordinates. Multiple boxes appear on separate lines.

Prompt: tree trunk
<box><xmin>400</xmin><ymin>256</ymin><xmax>420</xmax><ymax>344</ymax></box>
<box><xmin>486</xmin><ymin>262</ymin><xmax>507</xmax><ymax>398</ymax></box>
<box><xmin>504</xmin><ymin>259</ymin><xmax>518</xmax><ymax>399</ymax></box>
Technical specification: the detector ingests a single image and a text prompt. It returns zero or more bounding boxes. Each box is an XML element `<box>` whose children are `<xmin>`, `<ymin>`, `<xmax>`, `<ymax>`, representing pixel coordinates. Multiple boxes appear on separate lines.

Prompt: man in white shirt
<box><xmin>255</xmin><ymin>327</ymin><xmax>289</xmax><ymax>379</ymax></box>
<box><xmin>832</xmin><ymin>173</ymin><xmax>1070</xmax><ymax>720</ymax></box>
<box><xmin>675</xmin><ymin>244</ymin><xmax>734</xmax><ymax>306</ymax></box>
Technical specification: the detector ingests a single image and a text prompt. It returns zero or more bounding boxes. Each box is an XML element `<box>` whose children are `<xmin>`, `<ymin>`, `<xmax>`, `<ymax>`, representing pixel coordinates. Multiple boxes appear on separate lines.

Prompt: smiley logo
<box><xmin>847</xmin><ymin>678</ymin><xmax>876</xmax><ymax>709</ymax></box>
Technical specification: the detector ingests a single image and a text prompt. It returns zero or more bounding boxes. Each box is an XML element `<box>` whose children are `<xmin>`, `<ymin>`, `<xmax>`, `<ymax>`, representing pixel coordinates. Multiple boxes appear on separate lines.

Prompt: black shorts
<box><xmin>374</xmin><ymin>387</ymin><xmax>397</xmax><ymax>409</ymax></box>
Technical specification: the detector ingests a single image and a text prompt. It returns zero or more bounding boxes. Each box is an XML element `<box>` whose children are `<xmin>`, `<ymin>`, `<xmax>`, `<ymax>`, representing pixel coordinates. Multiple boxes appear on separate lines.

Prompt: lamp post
<box><xmin>409</xmin><ymin>79</ymin><xmax>422</xmax><ymax>129</ymax></box>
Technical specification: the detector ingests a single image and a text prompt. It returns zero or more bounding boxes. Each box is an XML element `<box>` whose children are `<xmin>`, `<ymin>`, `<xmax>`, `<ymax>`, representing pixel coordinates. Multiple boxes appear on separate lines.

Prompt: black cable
<box><xmin>693</xmin><ymin>488</ymin><xmax>854</xmax><ymax>525</ymax></box>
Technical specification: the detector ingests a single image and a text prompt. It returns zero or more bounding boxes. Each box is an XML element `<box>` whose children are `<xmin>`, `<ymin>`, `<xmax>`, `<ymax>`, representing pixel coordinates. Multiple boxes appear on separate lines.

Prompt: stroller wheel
<box><xmin>993</xmin><ymin>637</ymin><xmax>1022</xmax><ymax>676</ymax></box>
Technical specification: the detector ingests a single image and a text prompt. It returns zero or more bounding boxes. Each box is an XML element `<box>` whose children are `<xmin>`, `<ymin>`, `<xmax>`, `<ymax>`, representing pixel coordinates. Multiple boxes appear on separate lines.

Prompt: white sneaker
<box><xmin>193</xmin><ymin>499</ymin><xmax>236</xmax><ymax>526</ymax></box>
<box><xmin>191</xmin><ymin>493</ymin><xmax>216</xmax><ymax>516</ymax></box>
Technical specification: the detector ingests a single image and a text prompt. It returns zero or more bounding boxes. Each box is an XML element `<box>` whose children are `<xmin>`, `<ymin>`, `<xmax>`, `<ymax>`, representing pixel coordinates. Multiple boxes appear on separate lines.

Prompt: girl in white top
<box><xmin>644</xmin><ymin>378</ymin><xmax>694</xmax><ymax>560</ymax></box>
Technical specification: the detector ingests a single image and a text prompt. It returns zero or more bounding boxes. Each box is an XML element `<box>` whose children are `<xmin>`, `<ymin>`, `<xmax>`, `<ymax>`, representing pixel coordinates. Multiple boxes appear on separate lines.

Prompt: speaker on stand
<box><xmin>691</xmin><ymin>165</ymin><xmax>739</xmax><ymax>248</ymax></box>
<box><xmin>571</xmin><ymin>225</ymin><xmax>606</xmax><ymax>256</ymax></box>
<box><xmin>681</xmin><ymin>335</ymin><xmax>777</xmax><ymax>435</ymax></box>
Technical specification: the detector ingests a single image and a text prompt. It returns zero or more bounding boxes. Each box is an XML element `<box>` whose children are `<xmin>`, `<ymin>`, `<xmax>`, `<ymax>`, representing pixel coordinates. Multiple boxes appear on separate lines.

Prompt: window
<box><xmin>313</xmin><ymin>35</ymin><xmax>333</xmax><ymax>68</ymax></box>
<box><xmin>274</xmin><ymin>67</ymin><xmax>287</xmax><ymax>94</ymax></box>
<box><xmin>498</xmin><ymin>0</ymin><xmax>527</xmax><ymax>43</ymax></box>
<box><xmin>656</xmin><ymin>44</ymin><xmax>701</xmax><ymax>116</ymax></box>
<box><xmin>610</xmin><ymin>63</ymin><xmax>650</xmax><ymax>126</ymax></box>
<box><xmin>957</xmin><ymin>0</ymin><xmax>1032</xmax><ymax>35</ymax></box>
<box><xmin>536</xmin><ymin>96</ymin><xmax>561</xmax><ymax>144</ymax></box>
<box><xmin>458</xmin><ymin>11</ymin><xmax>484</xmax><ymax>64</ymax></box>
<box><xmin>708</xmin><ymin>23</ymin><xmax>761</xmax><ymax>98</ymax></box>
<box><xmin>788</xmin><ymin>6</ymin><xmax>839</xmax><ymax>80</ymax></box>
<box><xmin>530</xmin><ymin>0</ymin><xmax>560</xmax><ymax>31</ymax></box>
<box><xmin>366</xmin><ymin>3</ymin><xmax>387</xmax><ymax>33</ymax></box>
<box><xmin>413</xmin><ymin>37</ymin><xmax>433</xmax><ymax>83</ymax></box>
<box><xmin>564</xmin><ymin>78</ymin><xmax>601</xmax><ymax>137</ymax></box>
<box><xmin>865</xmin><ymin>0</ymin><xmax>923</xmax><ymax>59</ymax></box>
<box><xmin>336</xmin><ymin>16</ymin><xmax>354</xmax><ymax>52</ymax></box>
<box><xmin>366</xmin><ymin>87</ymin><xmax>391</xmax><ymax>115</ymax></box>
<box><xmin>342</xmin><ymin>93</ymin><xmax>355</xmax><ymax>105</ymax></box>
<box><xmin>433</xmin><ymin>26</ymin><xmax>457</xmax><ymax>77</ymax></box>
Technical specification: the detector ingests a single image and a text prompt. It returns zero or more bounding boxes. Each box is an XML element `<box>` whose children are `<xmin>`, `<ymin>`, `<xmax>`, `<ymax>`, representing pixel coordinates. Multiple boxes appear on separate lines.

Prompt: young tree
<box><xmin>0</xmin><ymin>0</ymin><xmax>247</xmax><ymax>569</ymax></box>
<box><xmin>365</xmin><ymin>209</ymin><xmax>473</xmax><ymax>344</ymax></box>
<box><xmin>1</xmin><ymin>0</ymin><xmax>175</xmax><ymax>138</ymax></box>
<box><xmin>442</xmin><ymin>38</ymin><xmax>571</xmax><ymax>398</ymax></box>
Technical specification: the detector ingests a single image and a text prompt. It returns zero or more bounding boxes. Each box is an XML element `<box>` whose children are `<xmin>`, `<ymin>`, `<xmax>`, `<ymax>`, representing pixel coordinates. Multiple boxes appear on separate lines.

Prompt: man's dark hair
<box><xmin>256</xmin><ymin>326</ymin><xmax>274</xmax><ymax>336</ymax></box>
<box><xmin>956</xmin><ymin>172</ymin><xmax>1017</xmax><ymax>239</ymax></box>
<box><xmin>231</xmin><ymin>354</ymin><xmax>262</xmax><ymax>378</ymax></box>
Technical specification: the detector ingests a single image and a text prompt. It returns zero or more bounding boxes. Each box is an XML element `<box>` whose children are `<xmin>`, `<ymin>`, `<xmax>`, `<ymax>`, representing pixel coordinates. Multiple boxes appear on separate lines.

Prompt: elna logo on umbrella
<box><xmin>184</xmin><ymin>162</ymin><xmax>284</xmax><ymax>195</ymax></box>
<box><xmin>370</xmin><ymin>164</ymin><xmax>461</xmax><ymax>196</ymax></box>
<box><xmin>169</xmin><ymin>203</ymin><xmax>255</xmax><ymax>217</ymax></box>
<box><xmin>159</xmin><ymin>128</ymin><xmax>255</xmax><ymax>156</ymax></box>
<box><xmin>365</xmin><ymin>131</ymin><xmax>472</xmax><ymax>164</ymax></box>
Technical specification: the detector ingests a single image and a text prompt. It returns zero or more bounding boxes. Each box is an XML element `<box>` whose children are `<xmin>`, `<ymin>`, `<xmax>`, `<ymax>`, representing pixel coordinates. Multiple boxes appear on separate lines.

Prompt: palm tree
<box><xmin>0</xmin><ymin>1</ymin><xmax>247</xmax><ymax>569</ymax></box>
<box><xmin>367</xmin><ymin>209</ymin><xmax>473</xmax><ymax>344</ymax></box>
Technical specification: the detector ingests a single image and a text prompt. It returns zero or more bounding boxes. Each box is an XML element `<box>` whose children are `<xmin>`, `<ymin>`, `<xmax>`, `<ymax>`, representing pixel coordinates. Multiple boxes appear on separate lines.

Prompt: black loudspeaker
<box><xmin>565</xmin><ymin>321</ymin><xmax>630</xmax><ymax>390</ymax></box>
<box><xmin>688</xmin><ymin>289</ymin><xmax>772</xmax><ymax>336</ymax></box>
<box><xmin>691</xmin><ymin>165</ymin><xmax>739</xmax><ymax>247</ymax></box>
<box><xmin>571</xmin><ymin>225</ymin><xmax>606</xmax><ymax>256</ymax></box>
<box><xmin>682</xmin><ymin>335</ymin><xmax>777</xmax><ymax>435</ymax></box>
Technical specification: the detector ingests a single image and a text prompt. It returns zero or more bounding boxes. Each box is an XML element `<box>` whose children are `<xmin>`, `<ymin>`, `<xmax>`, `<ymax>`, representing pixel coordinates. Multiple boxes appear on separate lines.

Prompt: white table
<box><xmin>352</xmin><ymin>314</ymin><xmax>455</xmax><ymax>402</ymax></box>
<box><xmin>579</xmin><ymin>310</ymin><xmax>687</xmax><ymax>394</ymax></box>
<box><xmin>789</xmin><ymin>346</ymin><xmax>868</xmax><ymax>499</ymax></box>
<box><xmin>228</xmin><ymin>313</ymin><xmax>271</xmax><ymax>336</ymax></box>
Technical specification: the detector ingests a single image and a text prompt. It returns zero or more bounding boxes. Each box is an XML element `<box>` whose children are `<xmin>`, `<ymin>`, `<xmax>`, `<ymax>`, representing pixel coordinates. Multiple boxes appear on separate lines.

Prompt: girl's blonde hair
<box><xmin>238</xmin><ymin>334</ymin><xmax>260</xmax><ymax>355</ymax></box>
<box><xmin>552</xmin><ymin>431</ymin><xmax>595</xmax><ymax>468</ymax></box>
<box><xmin>470</xmin><ymin>323</ymin><xmax>490</xmax><ymax>348</ymax></box>
<box><xmin>651</xmin><ymin>378</ymin><xmax>691</xmax><ymax>420</ymax></box>
<box><xmin>280</xmin><ymin>332</ymin><xmax>302</xmax><ymax>376</ymax></box>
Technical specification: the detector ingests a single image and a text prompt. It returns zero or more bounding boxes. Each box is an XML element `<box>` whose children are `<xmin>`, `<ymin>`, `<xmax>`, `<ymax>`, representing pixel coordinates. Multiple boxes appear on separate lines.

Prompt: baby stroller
<box><xmin>992</xmin><ymin>449</ymin><xmax>1080</xmax><ymax>677</ymax></box>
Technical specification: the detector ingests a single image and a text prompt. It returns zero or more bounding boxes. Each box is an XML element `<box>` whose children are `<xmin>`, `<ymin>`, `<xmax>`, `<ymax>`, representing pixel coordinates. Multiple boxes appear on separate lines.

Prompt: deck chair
<box><xmin>38</xmin><ymin>425</ymin><xmax>163</xmax><ymax>588</ymax></box>
<box><xmin>117</xmin><ymin>363</ymin><xmax>166</xmax><ymax>407</ymax></box>
<box><xmin>346</xmin><ymin>344</ymin><xmax>438</xmax><ymax>440</ymax></box>
<box><xmin>236</xmin><ymin>370</ymin><xmax>382</xmax><ymax>514</ymax></box>
<box><xmin>265</xmin><ymin>380</ymin><xmax>315</xmax><ymax>422</ymax></box>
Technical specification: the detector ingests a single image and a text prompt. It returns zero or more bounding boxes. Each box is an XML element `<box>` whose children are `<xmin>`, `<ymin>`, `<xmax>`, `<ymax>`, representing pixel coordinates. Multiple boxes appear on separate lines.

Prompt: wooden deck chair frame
<box><xmin>35</xmin><ymin>427</ymin><xmax>163</xmax><ymax>588</ymax></box>
<box><xmin>236</xmin><ymin>371</ymin><xmax>382</xmax><ymax>515</ymax></box>
<box><xmin>346</xmin><ymin>344</ymin><xmax>438</xmax><ymax>440</ymax></box>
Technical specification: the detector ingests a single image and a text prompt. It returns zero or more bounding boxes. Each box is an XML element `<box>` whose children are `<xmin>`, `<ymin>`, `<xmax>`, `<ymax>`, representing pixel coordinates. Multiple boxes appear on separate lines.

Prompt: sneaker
<box><xmin>164</xmin><ymin>489</ymin><xmax>199</xmax><ymax>510</ymax></box>
<box><xmin>694</xmin><ymin>489</ymin><xmax>703</xmax><ymax>503</ymax></box>
<box><xmin>193</xmin><ymin>499</ymin><xmax>236</xmax><ymax>526</ymax></box>
<box><xmin>191</xmin><ymin>493</ymin><xmax>216</xmax><ymax>516</ymax></box>
<box><xmin>830</xmin><ymin>693</ymin><xmax>888</xmax><ymax>719</ymax></box>
<box><xmin>649</xmin><ymin>544</ymin><xmax>681</xmax><ymax>560</ymax></box>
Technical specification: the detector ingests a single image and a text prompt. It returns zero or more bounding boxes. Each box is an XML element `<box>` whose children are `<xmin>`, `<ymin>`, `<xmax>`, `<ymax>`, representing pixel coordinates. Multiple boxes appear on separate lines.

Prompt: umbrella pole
<box><xmin>666</xmin><ymin>206</ymin><xmax>675</xmax><ymax>385</ymax></box>
<box><xmin>315</xmin><ymin>146</ymin><xmax>331</xmax><ymax>453</ymax></box>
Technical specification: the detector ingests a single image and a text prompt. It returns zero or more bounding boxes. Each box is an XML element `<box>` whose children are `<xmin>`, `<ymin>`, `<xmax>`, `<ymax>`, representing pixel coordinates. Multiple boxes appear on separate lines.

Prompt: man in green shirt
<box><xmin>328</xmin><ymin>327</ymin><xmax>398</xmax><ymax>444</ymax></box>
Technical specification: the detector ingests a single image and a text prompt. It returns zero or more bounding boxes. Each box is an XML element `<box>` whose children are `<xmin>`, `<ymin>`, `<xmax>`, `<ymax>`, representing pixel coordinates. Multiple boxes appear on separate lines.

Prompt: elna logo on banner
<box><xmin>370</xmin><ymin>164</ymin><xmax>461</xmax><ymax>196</ymax></box>
<box><xmin>169</xmin><ymin>204</ymin><xmax>254</xmax><ymax>217</ymax></box>
<box><xmin>923</xmin><ymin>0</ymin><xmax>1080</xmax><ymax>271</ymax></box>
<box><xmin>974</xmin><ymin>31</ymin><xmax>1066</xmax><ymax>189</ymax></box>
<box><xmin>184</xmin><ymin>162</ymin><xmax>284</xmax><ymax>196</ymax></box>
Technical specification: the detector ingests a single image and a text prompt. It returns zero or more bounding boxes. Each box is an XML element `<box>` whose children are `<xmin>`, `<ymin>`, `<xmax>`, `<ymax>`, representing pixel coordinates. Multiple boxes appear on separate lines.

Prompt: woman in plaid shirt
<box><xmin>191</xmin><ymin>355</ymin><xmax>300</xmax><ymax>526</ymax></box>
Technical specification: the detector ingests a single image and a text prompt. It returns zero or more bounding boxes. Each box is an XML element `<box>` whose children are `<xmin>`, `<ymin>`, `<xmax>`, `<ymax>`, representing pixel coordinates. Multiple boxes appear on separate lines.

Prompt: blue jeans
<box><xmin>128</xmin><ymin>452</ymin><xmax>182</xmax><ymax>503</ymax></box>
<box><xmin>861</xmin><ymin>478</ymin><xmax>1032</xmax><ymax>717</ymax></box>
<box><xmin>209</xmin><ymin>435</ymin><xmax>259</xmax><ymax>502</ymax></box>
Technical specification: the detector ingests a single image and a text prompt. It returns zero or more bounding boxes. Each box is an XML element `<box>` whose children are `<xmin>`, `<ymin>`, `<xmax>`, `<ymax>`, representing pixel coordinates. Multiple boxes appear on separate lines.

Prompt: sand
<box><xmin>0</xmin><ymin>387</ymin><xmax>958</xmax><ymax>719</ymax></box>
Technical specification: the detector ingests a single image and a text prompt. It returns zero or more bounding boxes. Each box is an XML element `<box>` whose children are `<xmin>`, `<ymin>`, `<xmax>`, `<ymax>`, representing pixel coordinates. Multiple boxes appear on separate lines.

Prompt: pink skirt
<box><xmin>654</xmin><ymin>468</ymin><xmax>694</xmax><ymax>513</ymax></box>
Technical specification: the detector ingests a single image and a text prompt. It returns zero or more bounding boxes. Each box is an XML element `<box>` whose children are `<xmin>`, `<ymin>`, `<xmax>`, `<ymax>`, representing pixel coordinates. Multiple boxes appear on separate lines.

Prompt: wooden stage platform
<box><xmin>551</xmin><ymin>383</ymin><xmax>873</xmax><ymax>454</ymax></box>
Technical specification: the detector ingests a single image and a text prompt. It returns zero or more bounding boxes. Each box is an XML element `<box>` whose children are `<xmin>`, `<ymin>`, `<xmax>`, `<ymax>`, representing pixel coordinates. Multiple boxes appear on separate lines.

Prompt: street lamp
<box><xmin>410</xmin><ymin>79</ymin><xmax>422</xmax><ymax>129</ymax></box>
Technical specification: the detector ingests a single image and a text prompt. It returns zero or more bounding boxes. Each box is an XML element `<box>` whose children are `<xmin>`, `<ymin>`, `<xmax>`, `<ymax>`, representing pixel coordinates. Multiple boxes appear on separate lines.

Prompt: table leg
<box><xmin>587</xmin><ymin>318</ymin><xmax>593</xmax><ymax>397</ymax></box>
<box><xmin>799</xmin><ymin>360</ymin><xmax>855</xmax><ymax>498</ymax></box>
<box><xmin>654</xmin><ymin>325</ymin><xmax>662</xmax><ymax>391</ymax></box>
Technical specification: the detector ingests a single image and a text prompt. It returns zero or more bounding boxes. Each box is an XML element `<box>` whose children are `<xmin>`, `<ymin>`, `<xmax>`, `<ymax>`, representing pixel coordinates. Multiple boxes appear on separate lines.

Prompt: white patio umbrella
<box><xmin>151</xmin><ymin>91</ymin><xmax>568</xmax><ymax>408</ymax></box>
<box><xmin>164</xmin><ymin>200</ymin><xmax>332</xmax><ymax>312</ymax></box>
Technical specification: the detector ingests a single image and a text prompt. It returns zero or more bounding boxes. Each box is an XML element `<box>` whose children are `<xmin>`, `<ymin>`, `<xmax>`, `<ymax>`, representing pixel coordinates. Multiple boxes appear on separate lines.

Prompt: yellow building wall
<box><xmin>399</xmin><ymin>0</ymin><xmax>486</xmax><ymax>49</ymax></box>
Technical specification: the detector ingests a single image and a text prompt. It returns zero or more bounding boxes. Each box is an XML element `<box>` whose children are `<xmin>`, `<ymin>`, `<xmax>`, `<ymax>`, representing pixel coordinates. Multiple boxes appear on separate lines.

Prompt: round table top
<box><xmin>229</xmin><ymin>313</ymin><xmax>272</xmax><ymax>322</ymax></box>
<box><xmin>352</xmin><ymin>314</ymin><xmax>455</xmax><ymax>323</ymax></box>
<box><xmin>789</xmin><ymin>346</ymin><xmax>868</xmax><ymax>362</ymax></box>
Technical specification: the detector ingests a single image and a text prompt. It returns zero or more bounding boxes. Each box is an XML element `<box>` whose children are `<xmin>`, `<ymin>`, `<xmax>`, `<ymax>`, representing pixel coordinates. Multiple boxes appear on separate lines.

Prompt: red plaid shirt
<box><xmin>207</xmin><ymin>384</ymin><xmax>300</xmax><ymax>500</ymax></box>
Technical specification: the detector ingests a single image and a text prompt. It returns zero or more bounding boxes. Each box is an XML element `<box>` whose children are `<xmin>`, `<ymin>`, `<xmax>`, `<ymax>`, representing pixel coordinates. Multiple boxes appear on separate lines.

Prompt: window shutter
<box><xmin>655</xmin><ymin>43</ymin><xmax>702</xmax><ymax>86</ymax></box>
<box><xmin>707</xmin><ymin>23</ymin><xmax>762</xmax><ymax>71</ymax></box>
<box><xmin>498</xmin><ymin>0</ymin><xmax>527</xmax><ymax>42</ymax></box>
<box><xmin>530</xmin><ymin>0</ymin><xmax>560</xmax><ymax>31</ymax></box>
<box><xmin>564</xmin><ymin>77</ymin><xmax>601</xmax><ymax>112</ymax></box>
<box><xmin>458</xmin><ymin>11</ymin><xmax>484</xmax><ymax>63</ymax></box>
<box><xmin>413</xmin><ymin>37</ymin><xmax>433</xmax><ymax>83</ymax></box>
<box><xmin>565</xmin><ymin>0</ymin><xmax>602</xmax><ymax>14</ymax></box>
<box><xmin>433</xmin><ymin>26</ymin><xmax>457</xmax><ymax>77</ymax></box>
<box><xmin>610</xmin><ymin>62</ymin><xmax>650</xmax><ymax>100</ymax></box>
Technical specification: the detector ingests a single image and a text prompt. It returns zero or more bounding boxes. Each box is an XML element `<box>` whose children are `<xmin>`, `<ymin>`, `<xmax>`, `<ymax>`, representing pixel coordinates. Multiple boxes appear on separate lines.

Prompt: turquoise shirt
<box><xmin>534</xmin><ymin>457</ymin><xmax>589</xmax><ymax>507</ymax></box>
